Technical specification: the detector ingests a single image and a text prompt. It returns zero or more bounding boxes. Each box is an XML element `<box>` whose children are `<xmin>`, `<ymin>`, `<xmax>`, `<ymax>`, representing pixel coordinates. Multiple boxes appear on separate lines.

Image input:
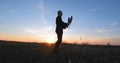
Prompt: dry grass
<box><xmin>0</xmin><ymin>40</ymin><xmax>120</xmax><ymax>63</ymax></box>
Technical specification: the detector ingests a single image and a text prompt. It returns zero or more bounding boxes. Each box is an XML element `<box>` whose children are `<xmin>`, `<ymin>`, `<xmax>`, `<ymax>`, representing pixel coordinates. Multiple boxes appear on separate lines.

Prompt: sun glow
<box><xmin>46</xmin><ymin>36</ymin><xmax>56</xmax><ymax>44</ymax></box>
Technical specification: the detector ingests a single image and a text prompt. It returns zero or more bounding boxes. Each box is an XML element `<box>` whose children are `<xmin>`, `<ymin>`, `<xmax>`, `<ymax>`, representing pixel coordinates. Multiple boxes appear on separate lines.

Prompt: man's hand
<box><xmin>68</xmin><ymin>16</ymin><xmax>73</xmax><ymax>25</ymax></box>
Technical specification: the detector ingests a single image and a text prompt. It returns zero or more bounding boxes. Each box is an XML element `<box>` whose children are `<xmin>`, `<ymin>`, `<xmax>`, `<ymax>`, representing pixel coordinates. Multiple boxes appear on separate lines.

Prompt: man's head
<box><xmin>57</xmin><ymin>10</ymin><xmax>62</xmax><ymax>16</ymax></box>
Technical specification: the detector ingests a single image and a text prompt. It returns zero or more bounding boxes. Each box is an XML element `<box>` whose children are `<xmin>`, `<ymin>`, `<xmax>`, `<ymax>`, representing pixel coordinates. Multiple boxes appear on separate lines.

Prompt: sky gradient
<box><xmin>0</xmin><ymin>0</ymin><xmax>120</xmax><ymax>45</ymax></box>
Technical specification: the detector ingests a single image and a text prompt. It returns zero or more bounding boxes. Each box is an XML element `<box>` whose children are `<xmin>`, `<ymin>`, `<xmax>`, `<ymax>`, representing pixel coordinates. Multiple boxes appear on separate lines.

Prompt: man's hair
<box><xmin>57</xmin><ymin>10</ymin><xmax>62</xmax><ymax>15</ymax></box>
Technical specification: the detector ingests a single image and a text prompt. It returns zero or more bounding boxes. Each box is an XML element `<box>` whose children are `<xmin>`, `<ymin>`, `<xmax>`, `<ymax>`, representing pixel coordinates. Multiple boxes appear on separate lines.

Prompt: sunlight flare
<box><xmin>46</xmin><ymin>35</ymin><xmax>56</xmax><ymax>44</ymax></box>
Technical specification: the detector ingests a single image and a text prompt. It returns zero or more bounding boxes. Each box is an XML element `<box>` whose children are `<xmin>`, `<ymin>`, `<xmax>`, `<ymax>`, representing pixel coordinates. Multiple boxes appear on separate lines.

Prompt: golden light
<box><xmin>46</xmin><ymin>36</ymin><xmax>56</xmax><ymax>44</ymax></box>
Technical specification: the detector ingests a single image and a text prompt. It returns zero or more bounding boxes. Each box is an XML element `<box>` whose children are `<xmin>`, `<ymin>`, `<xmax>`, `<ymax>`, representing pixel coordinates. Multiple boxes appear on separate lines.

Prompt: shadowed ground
<box><xmin>0</xmin><ymin>40</ymin><xmax>120</xmax><ymax>63</ymax></box>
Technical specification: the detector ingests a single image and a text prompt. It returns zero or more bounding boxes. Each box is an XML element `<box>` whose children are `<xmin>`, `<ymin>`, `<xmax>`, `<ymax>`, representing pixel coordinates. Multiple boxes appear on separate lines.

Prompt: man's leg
<box><xmin>54</xmin><ymin>33</ymin><xmax>62</xmax><ymax>52</ymax></box>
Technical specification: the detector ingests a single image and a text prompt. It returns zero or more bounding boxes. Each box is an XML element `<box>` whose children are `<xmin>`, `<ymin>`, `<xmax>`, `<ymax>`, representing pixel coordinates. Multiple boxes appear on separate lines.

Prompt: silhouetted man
<box><xmin>54</xmin><ymin>10</ymin><xmax>72</xmax><ymax>52</ymax></box>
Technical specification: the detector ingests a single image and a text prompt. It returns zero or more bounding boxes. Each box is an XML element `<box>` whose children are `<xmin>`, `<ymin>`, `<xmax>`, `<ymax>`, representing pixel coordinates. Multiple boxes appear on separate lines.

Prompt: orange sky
<box><xmin>0</xmin><ymin>33</ymin><xmax>120</xmax><ymax>45</ymax></box>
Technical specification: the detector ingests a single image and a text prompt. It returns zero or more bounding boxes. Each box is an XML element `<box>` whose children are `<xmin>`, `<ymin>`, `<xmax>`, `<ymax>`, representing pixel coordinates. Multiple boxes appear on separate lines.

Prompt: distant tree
<box><xmin>81</xmin><ymin>42</ymin><xmax>89</xmax><ymax>45</ymax></box>
<box><xmin>107</xmin><ymin>42</ymin><xmax>110</xmax><ymax>46</ymax></box>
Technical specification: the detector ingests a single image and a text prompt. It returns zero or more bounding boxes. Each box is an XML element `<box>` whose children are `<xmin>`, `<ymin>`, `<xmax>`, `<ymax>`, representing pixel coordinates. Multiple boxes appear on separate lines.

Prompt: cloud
<box><xmin>88</xmin><ymin>8</ymin><xmax>101</xmax><ymax>12</ymax></box>
<box><xmin>89</xmin><ymin>8</ymin><xmax>97</xmax><ymax>12</ymax></box>
<box><xmin>95</xmin><ymin>22</ymin><xmax>119</xmax><ymax>33</ymax></box>
<box><xmin>23</xmin><ymin>25</ymin><xmax>53</xmax><ymax>34</ymax></box>
<box><xmin>95</xmin><ymin>29</ymin><xmax>110</xmax><ymax>33</ymax></box>
<box><xmin>111</xmin><ymin>22</ymin><xmax>119</xmax><ymax>26</ymax></box>
<box><xmin>23</xmin><ymin>28</ymin><xmax>41</xmax><ymax>34</ymax></box>
<box><xmin>40</xmin><ymin>14</ymin><xmax>49</xmax><ymax>26</ymax></box>
<box><xmin>23</xmin><ymin>26</ymin><xmax>56</xmax><ymax>42</ymax></box>
<box><xmin>37</xmin><ymin>0</ymin><xmax>49</xmax><ymax>26</ymax></box>
<box><xmin>45</xmin><ymin>26</ymin><xmax>53</xmax><ymax>31</ymax></box>
<box><xmin>39</xmin><ymin>1</ymin><xmax>44</xmax><ymax>12</ymax></box>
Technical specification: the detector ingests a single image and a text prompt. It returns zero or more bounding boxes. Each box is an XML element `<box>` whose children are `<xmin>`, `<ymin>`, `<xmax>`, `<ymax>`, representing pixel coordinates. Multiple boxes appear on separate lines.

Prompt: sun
<box><xmin>46</xmin><ymin>36</ymin><xmax>56</xmax><ymax>44</ymax></box>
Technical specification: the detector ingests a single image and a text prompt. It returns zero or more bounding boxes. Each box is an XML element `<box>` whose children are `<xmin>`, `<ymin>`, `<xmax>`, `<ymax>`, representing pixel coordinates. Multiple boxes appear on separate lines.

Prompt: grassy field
<box><xmin>0</xmin><ymin>40</ymin><xmax>120</xmax><ymax>63</ymax></box>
